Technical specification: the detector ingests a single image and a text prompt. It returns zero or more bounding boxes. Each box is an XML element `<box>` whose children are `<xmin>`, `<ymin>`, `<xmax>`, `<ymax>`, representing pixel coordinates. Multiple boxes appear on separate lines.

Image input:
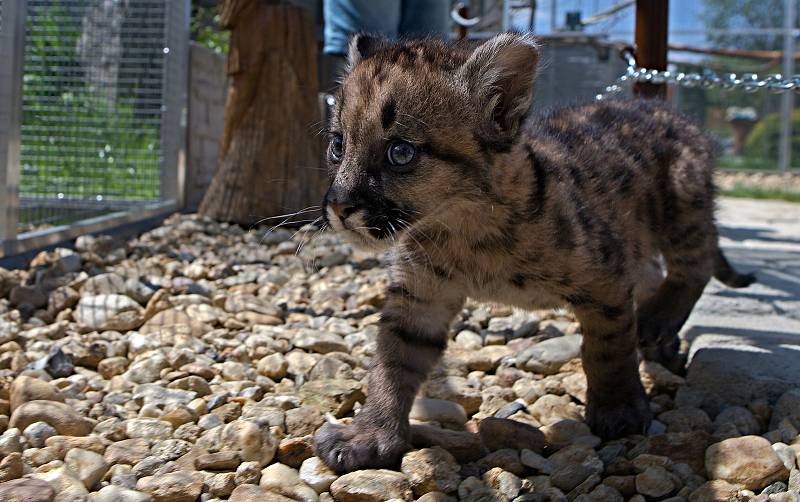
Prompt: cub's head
<box><xmin>323</xmin><ymin>33</ymin><xmax>539</xmax><ymax>248</ymax></box>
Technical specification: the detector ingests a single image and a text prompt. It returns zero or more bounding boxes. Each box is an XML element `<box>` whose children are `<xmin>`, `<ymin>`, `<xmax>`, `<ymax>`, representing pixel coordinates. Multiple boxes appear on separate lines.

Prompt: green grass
<box><xmin>718</xmin><ymin>155</ymin><xmax>780</xmax><ymax>171</ymax></box>
<box><xmin>721</xmin><ymin>183</ymin><xmax>800</xmax><ymax>203</ymax></box>
<box><xmin>21</xmin><ymin>2</ymin><xmax>161</xmax><ymax>202</ymax></box>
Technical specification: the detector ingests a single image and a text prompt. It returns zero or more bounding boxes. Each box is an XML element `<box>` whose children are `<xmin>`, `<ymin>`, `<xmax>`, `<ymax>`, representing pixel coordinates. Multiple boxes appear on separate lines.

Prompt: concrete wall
<box><xmin>185</xmin><ymin>43</ymin><xmax>228</xmax><ymax>211</ymax></box>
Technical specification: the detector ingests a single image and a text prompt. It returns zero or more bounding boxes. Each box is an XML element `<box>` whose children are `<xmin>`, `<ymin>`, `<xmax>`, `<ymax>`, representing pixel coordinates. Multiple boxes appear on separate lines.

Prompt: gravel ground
<box><xmin>0</xmin><ymin>212</ymin><xmax>798</xmax><ymax>502</ymax></box>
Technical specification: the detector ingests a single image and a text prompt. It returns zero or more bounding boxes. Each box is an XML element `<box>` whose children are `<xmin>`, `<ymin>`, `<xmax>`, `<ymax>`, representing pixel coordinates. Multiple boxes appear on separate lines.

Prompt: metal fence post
<box><xmin>778</xmin><ymin>0</ymin><xmax>796</xmax><ymax>172</ymax></box>
<box><xmin>0</xmin><ymin>0</ymin><xmax>26</xmax><ymax>257</ymax></box>
<box><xmin>160</xmin><ymin>0</ymin><xmax>190</xmax><ymax>209</ymax></box>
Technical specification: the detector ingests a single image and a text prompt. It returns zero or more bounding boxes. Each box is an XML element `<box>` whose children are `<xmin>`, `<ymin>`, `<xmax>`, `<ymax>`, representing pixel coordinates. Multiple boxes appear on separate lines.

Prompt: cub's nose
<box><xmin>329</xmin><ymin>201</ymin><xmax>356</xmax><ymax>221</ymax></box>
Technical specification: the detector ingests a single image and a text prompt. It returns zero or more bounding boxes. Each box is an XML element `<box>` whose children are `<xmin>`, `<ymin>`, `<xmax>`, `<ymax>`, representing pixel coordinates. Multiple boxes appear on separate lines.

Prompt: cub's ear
<box><xmin>458</xmin><ymin>33</ymin><xmax>539</xmax><ymax>147</ymax></box>
<box><xmin>347</xmin><ymin>33</ymin><xmax>389</xmax><ymax>71</ymax></box>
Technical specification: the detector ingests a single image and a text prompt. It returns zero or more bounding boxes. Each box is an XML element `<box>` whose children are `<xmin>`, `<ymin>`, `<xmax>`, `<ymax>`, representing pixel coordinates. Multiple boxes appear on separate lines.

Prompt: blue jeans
<box><xmin>323</xmin><ymin>0</ymin><xmax>451</xmax><ymax>55</ymax></box>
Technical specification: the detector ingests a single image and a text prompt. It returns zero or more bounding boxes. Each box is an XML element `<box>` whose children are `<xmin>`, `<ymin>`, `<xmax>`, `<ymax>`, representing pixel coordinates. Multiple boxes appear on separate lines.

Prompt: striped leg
<box><xmin>574</xmin><ymin>299</ymin><xmax>652</xmax><ymax>439</ymax></box>
<box><xmin>313</xmin><ymin>281</ymin><xmax>463</xmax><ymax>472</ymax></box>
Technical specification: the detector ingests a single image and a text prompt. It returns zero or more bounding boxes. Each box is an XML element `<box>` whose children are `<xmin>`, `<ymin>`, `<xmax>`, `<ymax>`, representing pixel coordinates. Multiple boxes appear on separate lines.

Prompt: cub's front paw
<box><xmin>313</xmin><ymin>421</ymin><xmax>409</xmax><ymax>473</ymax></box>
<box><xmin>586</xmin><ymin>392</ymin><xmax>652</xmax><ymax>440</ymax></box>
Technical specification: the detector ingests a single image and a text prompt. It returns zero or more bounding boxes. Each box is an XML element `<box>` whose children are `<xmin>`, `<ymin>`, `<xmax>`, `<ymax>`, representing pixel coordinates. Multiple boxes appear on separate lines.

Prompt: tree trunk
<box><xmin>199</xmin><ymin>0</ymin><xmax>325</xmax><ymax>225</ymax></box>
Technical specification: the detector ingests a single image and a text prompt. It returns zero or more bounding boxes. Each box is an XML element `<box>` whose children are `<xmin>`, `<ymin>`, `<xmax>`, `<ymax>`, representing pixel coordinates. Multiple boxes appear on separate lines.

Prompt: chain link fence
<box><xmin>0</xmin><ymin>0</ymin><xmax>188</xmax><ymax>257</ymax></box>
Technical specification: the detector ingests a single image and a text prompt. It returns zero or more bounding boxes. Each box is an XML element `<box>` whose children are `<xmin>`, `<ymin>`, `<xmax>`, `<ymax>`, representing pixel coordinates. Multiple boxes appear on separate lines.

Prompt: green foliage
<box><xmin>721</xmin><ymin>183</ymin><xmax>800</xmax><ymax>202</ymax></box>
<box><xmin>21</xmin><ymin>2</ymin><xmax>161</xmax><ymax>203</ymax></box>
<box><xmin>742</xmin><ymin>109</ymin><xmax>800</xmax><ymax>167</ymax></box>
<box><xmin>191</xmin><ymin>3</ymin><xmax>229</xmax><ymax>54</ymax></box>
<box><xmin>702</xmin><ymin>0</ymin><xmax>790</xmax><ymax>51</ymax></box>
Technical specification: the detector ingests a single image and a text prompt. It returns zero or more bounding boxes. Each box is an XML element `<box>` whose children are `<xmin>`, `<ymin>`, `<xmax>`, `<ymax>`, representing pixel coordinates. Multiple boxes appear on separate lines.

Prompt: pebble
<box><xmin>635</xmin><ymin>466</ymin><xmax>676</xmax><ymax>498</ymax></box>
<box><xmin>0</xmin><ymin>478</ymin><xmax>56</xmax><ymax>502</ymax></box>
<box><xmin>298</xmin><ymin>456</ymin><xmax>338</xmax><ymax>493</ymax></box>
<box><xmin>9</xmin><ymin>400</ymin><xmax>93</xmax><ymax>436</ymax></box>
<box><xmin>330</xmin><ymin>469</ymin><xmax>414</xmax><ymax>502</ymax></box>
<box><xmin>9</xmin><ymin>376</ymin><xmax>65</xmax><ymax>412</ymax></box>
<box><xmin>516</xmin><ymin>335</ymin><xmax>582</xmax><ymax>374</ymax></box>
<box><xmin>137</xmin><ymin>471</ymin><xmax>204</xmax><ymax>502</ymax></box>
<box><xmin>63</xmin><ymin>447</ymin><xmax>108</xmax><ymax>489</ymax></box>
<box><xmin>0</xmin><ymin>215</ymin><xmax>791</xmax><ymax>501</ymax></box>
<box><xmin>478</xmin><ymin>417</ymin><xmax>545</xmax><ymax>453</ymax></box>
<box><xmin>23</xmin><ymin>421</ymin><xmax>57</xmax><ymax>448</ymax></box>
<box><xmin>409</xmin><ymin>398</ymin><xmax>468</xmax><ymax>427</ymax></box>
<box><xmin>93</xmin><ymin>485</ymin><xmax>153</xmax><ymax>502</ymax></box>
<box><xmin>706</xmin><ymin>436</ymin><xmax>790</xmax><ymax>490</ymax></box>
<box><xmin>401</xmin><ymin>447</ymin><xmax>461</xmax><ymax>496</ymax></box>
<box><xmin>31</xmin><ymin>465</ymin><xmax>89</xmax><ymax>500</ymax></box>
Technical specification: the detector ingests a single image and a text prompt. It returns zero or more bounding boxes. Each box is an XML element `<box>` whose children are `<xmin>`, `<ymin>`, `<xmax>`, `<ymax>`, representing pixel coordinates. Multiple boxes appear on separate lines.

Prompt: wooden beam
<box><xmin>634</xmin><ymin>0</ymin><xmax>669</xmax><ymax>99</ymax></box>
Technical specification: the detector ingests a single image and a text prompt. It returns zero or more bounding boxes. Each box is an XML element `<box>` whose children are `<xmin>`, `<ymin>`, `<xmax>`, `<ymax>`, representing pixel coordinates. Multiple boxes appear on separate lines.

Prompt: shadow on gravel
<box><xmin>719</xmin><ymin>224</ymin><xmax>800</xmax><ymax>245</ymax></box>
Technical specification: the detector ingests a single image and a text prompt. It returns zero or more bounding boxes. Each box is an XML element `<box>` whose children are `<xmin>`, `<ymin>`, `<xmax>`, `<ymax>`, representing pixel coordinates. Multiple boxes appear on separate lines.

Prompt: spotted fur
<box><xmin>314</xmin><ymin>33</ymin><xmax>755</xmax><ymax>473</ymax></box>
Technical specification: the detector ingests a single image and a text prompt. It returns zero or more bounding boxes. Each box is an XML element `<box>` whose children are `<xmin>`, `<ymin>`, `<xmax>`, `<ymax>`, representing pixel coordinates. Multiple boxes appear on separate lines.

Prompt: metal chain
<box><xmin>596</xmin><ymin>48</ymin><xmax>800</xmax><ymax>100</ymax></box>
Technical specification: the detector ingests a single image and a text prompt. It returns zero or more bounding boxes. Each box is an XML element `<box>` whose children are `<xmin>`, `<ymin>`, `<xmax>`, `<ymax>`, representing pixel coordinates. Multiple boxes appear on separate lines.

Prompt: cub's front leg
<box><xmin>573</xmin><ymin>299</ymin><xmax>652</xmax><ymax>438</ymax></box>
<box><xmin>314</xmin><ymin>280</ymin><xmax>464</xmax><ymax>473</ymax></box>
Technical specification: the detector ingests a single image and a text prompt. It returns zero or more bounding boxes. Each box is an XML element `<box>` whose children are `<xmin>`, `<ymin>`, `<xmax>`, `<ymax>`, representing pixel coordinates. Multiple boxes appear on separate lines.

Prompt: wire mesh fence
<box><xmin>20</xmin><ymin>0</ymin><xmax>171</xmax><ymax>230</ymax></box>
<box><xmin>0</xmin><ymin>0</ymin><xmax>187</xmax><ymax>255</ymax></box>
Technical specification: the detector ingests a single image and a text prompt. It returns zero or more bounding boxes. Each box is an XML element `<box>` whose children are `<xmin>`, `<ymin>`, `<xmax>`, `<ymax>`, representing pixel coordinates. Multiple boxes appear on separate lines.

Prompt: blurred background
<box><xmin>1</xmin><ymin>0</ymin><xmax>799</xmax><ymax>259</ymax></box>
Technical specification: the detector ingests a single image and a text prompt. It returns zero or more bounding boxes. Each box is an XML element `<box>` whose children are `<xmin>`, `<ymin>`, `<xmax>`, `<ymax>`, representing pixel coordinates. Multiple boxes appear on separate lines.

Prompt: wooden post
<box><xmin>198</xmin><ymin>0</ymin><xmax>325</xmax><ymax>225</ymax></box>
<box><xmin>634</xmin><ymin>0</ymin><xmax>669</xmax><ymax>99</ymax></box>
<box><xmin>456</xmin><ymin>4</ymin><xmax>469</xmax><ymax>40</ymax></box>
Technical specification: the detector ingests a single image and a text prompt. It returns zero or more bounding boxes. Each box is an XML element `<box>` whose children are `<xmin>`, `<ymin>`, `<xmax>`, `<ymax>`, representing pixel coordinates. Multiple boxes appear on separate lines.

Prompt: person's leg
<box><xmin>323</xmin><ymin>0</ymin><xmax>401</xmax><ymax>55</ymax></box>
<box><xmin>398</xmin><ymin>0</ymin><xmax>450</xmax><ymax>39</ymax></box>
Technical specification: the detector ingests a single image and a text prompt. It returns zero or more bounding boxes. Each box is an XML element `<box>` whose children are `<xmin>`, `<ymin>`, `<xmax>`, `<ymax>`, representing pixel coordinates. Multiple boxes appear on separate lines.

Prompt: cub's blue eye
<box><xmin>329</xmin><ymin>134</ymin><xmax>344</xmax><ymax>161</ymax></box>
<box><xmin>386</xmin><ymin>141</ymin><xmax>416</xmax><ymax>167</ymax></box>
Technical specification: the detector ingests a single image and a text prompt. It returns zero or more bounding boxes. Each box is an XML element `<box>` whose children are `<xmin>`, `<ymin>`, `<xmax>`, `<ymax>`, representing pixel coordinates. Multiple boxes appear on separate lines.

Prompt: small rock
<box><xmin>293</xmin><ymin>330</ymin><xmax>348</xmax><ymax>353</ymax></box>
<box><xmin>136</xmin><ymin>471</ymin><xmax>204</xmax><ymax>502</ymax></box>
<box><xmin>64</xmin><ymin>447</ymin><xmax>109</xmax><ymax>489</ymax></box>
<box><xmin>105</xmin><ymin>438</ymin><xmax>151</xmax><ymax>465</ymax></box>
<box><xmin>31</xmin><ymin>465</ymin><xmax>89</xmax><ymax>500</ymax></box>
<box><xmin>771</xmin><ymin>389</ymin><xmax>800</xmax><ymax>430</ymax></box>
<box><xmin>23</xmin><ymin>421</ymin><xmax>57</xmax><ymax>448</ymax></box>
<box><xmin>658</xmin><ymin>407</ymin><xmax>712</xmax><ymax>433</ymax></box>
<box><xmin>9</xmin><ymin>376</ymin><xmax>64</xmax><ymax>412</ymax></box>
<box><xmin>330</xmin><ymin>469</ymin><xmax>413</xmax><ymax>502</ymax></box>
<box><xmin>9</xmin><ymin>400</ymin><xmax>93</xmax><ymax>436</ymax></box>
<box><xmin>0</xmin><ymin>428</ymin><xmax>22</xmax><ymax>455</ymax></box>
<box><xmin>520</xmin><ymin>449</ymin><xmax>554</xmax><ymax>474</ymax></box>
<box><xmin>299</xmin><ymin>456</ymin><xmax>338</xmax><ymax>493</ymax></box>
<box><xmin>483</xmin><ymin>467</ymin><xmax>524</xmax><ymax>499</ymax></box>
<box><xmin>636</xmin><ymin>466</ymin><xmax>676</xmax><ymax>498</ymax></box>
<box><xmin>93</xmin><ymin>485</ymin><xmax>153</xmax><ymax>502</ymax></box>
<box><xmin>298</xmin><ymin>379</ymin><xmax>365</xmax><ymax>418</ymax></box>
<box><xmin>705</xmin><ymin>436</ymin><xmax>789</xmax><ymax>490</ymax></box>
<box><xmin>478</xmin><ymin>417</ymin><xmax>545</xmax><ymax>453</ymax></box>
<box><xmin>516</xmin><ymin>335</ymin><xmax>582</xmax><ymax>374</ymax></box>
<box><xmin>0</xmin><ymin>478</ymin><xmax>55</xmax><ymax>502</ymax></box>
<box><xmin>688</xmin><ymin>480</ymin><xmax>743</xmax><ymax>502</ymax></box>
<box><xmin>410</xmin><ymin>398</ymin><xmax>468</xmax><ymax>427</ymax></box>
<box><xmin>125</xmin><ymin>418</ymin><xmax>173</xmax><ymax>440</ymax></box>
<box><xmin>74</xmin><ymin>294</ymin><xmax>144</xmax><ymax>331</ymax></box>
<box><xmin>478</xmin><ymin>449</ymin><xmax>525</xmax><ymax>476</ymax></box>
<box><xmin>410</xmin><ymin>424</ymin><xmax>486</xmax><ymax>463</ymax></box>
<box><xmin>257</xmin><ymin>353</ymin><xmax>288</xmax><ymax>380</ymax></box>
<box><xmin>401</xmin><ymin>447</ymin><xmax>461</xmax><ymax>496</ymax></box>
<box><xmin>424</xmin><ymin>377</ymin><xmax>482</xmax><ymax>415</ymax></box>
<box><xmin>235</xmin><ymin>461</ymin><xmax>262</xmax><ymax>485</ymax></box>
<box><xmin>207</xmin><ymin>472</ymin><xmax>238</xmax><ymax>497</ymax></box>
<box><xmin>467</xmin><ymin>346</ymin><xmax>512</xmax><ymax>371</ymax></box>
<box><xmin>229</xmin><ymin>485</ymin><xmax>294</xmax><ymax>502</ymax></box>
<box><xmin>196</xmin><ymin>451</ymin><xmax>241</xmax><ymax>471</ymax></box>
<box><xmin>0</xmin><ymin>452</ymin><xmax>23</xmax><ymax>482</ymax></box>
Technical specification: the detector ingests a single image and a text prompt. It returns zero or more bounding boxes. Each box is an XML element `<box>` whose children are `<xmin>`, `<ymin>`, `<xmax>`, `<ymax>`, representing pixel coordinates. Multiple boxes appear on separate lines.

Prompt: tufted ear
<box><xmin>347</xmin><ymin>33</ymin><xmax>389</xmax><ymax>71</ymax></box>
<box><xmin>458</xmin><ymin>33</ymin><xmax>540</xmax><ymax>146</ymax></box>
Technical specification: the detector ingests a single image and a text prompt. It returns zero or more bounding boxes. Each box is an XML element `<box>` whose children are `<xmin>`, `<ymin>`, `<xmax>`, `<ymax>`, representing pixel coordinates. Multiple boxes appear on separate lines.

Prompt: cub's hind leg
<box><xmin>636</xmin><ymin>224</ymin><xmax>715</xmax><ymax>372</ymax></box>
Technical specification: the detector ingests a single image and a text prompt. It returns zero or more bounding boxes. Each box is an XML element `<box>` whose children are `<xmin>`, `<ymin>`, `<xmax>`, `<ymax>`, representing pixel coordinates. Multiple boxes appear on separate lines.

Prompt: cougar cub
<box><xmin>313</xmin><ymin>33</ymin><xmax>754</xmax><ymax>472</ymax></box>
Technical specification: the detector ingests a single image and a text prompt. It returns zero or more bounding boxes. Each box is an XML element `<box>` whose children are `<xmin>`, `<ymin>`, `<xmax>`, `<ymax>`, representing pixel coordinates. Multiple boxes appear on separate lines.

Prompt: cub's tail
<box><xmin>714</xmin><ymin>249</ymin><xmax>756</xmax><ymax>288</ymax></box>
